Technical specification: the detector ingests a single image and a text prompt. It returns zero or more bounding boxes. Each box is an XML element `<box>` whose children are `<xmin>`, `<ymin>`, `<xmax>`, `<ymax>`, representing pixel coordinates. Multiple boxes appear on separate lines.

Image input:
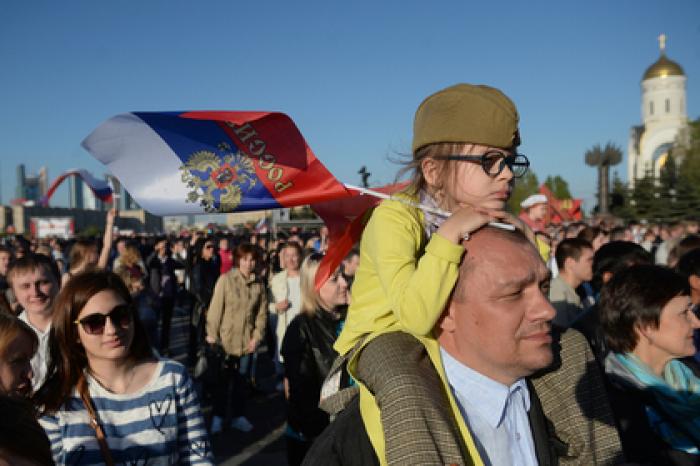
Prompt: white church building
<box><xmin>627</xmin><ymin>34</ymin><xmax>688</xmax><ymax>186</ymax></box>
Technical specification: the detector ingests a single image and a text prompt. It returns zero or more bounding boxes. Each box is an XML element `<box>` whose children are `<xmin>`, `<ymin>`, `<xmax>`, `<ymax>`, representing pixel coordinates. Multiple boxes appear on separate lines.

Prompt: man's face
<box><xmin>438</xmin><ymin>233</ymin><xmax>555</xmax><ymax>385</ymax></box>
<box><xmin>11</xmin><ymin>267</ymin><xmax>59</xmax><ymax>316</ymax></box>
<box><xmin>155</xmin><ymin>240</ymin><xmax>169</xmax><ymax>255</ymax></box>
<box><xmin>528</xmin><ymin>203</ymin><xmax>547</xmax><ymax>221</ymax></box>
<box><xmin>569</xmin><ymin>247</ymin><xmax>594</xmax><ymax>283</ymax></box>
<box><xmin>0</xmin><ymin>252</ymin><xmax>11</xmax><ymax>276</ymax></box>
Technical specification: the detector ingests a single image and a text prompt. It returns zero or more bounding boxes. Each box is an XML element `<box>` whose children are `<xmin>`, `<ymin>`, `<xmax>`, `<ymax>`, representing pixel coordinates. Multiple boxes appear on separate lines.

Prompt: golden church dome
<box><xmin>643</xmin><ymin>34</ymin><xmax>685</xmax><ymax>80</ymax></box>
<box><xmin>643</xmin><ymin>54</ymin><xmax>685</xmax><ymax>80</ymax></box>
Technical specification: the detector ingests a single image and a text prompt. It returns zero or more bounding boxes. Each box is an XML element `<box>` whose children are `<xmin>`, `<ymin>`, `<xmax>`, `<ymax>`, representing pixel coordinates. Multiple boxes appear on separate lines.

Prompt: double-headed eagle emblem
<box><xmin>180</xmin><ymin>142</ymin><xmax>257</xmax><ymax>213</ymax></box>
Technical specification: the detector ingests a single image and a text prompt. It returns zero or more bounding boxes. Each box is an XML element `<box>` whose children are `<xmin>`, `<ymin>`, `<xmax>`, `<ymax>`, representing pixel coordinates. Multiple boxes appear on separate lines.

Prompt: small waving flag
<box><xmin>41</xmin><ymin>169</ymin><xmax>113</xmax><ymax>207</ymax></box>
<box><xmin>82</xmin><ymin>111</ymin><xmax>351</xmax><ymax>216</ymax></box>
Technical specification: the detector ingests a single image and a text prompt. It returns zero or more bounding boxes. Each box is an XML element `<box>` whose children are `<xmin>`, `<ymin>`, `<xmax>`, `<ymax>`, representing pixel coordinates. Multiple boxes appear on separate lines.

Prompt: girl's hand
<box><xmin>437</xmin><ymin>206</ymin><xmax>507</xmax><ymax>244</ymax></box>
<box><xmin>205</xmin><ymin>335</ymin><xmax>216</xmax><ymax>345</ymax></box>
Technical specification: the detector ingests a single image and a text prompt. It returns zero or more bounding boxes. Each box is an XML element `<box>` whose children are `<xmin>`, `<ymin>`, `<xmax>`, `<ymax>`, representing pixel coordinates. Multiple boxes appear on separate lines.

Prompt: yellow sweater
<box><xmin>334</xmin><ymin>194</ymin><xmax>464</xmax><ymax>355</ymax></box>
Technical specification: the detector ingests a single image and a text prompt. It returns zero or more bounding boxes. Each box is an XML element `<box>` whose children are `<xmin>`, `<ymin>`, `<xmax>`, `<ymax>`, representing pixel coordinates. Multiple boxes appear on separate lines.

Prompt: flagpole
<box><xmin>343</xmin><ymin>184</ymin><xmax>515</xmax><ymax>231</ymax></box>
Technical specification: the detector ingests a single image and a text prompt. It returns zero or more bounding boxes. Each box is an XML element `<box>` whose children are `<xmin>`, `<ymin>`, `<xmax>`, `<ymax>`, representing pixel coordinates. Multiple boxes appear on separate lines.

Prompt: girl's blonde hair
<box><xmin>299</xmin><ymin>253</ymin><xmax>325</xmax><ymax>316</ymax></box>
<box><xmin>68</xmin><ymin>240</ymin><xmax>98</xmax><ymax>272</ymax></box>
<box><xmin>398</xmin><ymin>142</ymin><xmax>474</xmax><ymax>207</ymax></box>
<box><xmin>119</xmin><ymin>244</ymin><xmax>143</xmax><ymax>269</ymax></box>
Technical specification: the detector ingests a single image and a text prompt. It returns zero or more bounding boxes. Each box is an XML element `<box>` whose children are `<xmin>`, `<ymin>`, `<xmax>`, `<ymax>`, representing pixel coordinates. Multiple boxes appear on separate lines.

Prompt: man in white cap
<box><xmin>519</xmin><ymin>193</ymin><xmax>548</xmax><ymax>232</ymax></box>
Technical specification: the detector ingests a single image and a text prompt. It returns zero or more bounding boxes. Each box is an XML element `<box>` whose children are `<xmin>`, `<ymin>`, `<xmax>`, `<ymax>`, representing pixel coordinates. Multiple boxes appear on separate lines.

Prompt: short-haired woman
<box><xmin>205</xmin><ymin>243</ymin><xmax>267</xmax><ymax>434</ymax></box>
<box><xmin>600</xmin><ymin>264</ymin><xmax>700</xmax><ymax>464</ymax></box>
<box><xmin>35</xmin><ymin>270</ymin><xmax>212</xmax><ymax>465</ymax></box>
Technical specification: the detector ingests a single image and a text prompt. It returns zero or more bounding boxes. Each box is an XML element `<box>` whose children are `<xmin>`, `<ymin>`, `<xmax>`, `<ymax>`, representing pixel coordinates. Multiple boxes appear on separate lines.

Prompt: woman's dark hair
<box><xmin>192</xmin><ymin>237</ymin><xmax>215</xmax><ymax>266</ymax></box>
<box><xmin>0</xmin><ymin>395</ymin><xmax>54</xmax><ymax>465</ymax></box>
<box><xmin>35</xmin><ymin>270</ymin><xmax>153</xmax><ymax>414</ymax></box>
<box><xmin>591</xmin><ymin>241</ymin><xmax>652</xmax><ymax>293</ymax></box>
<box><xmin>599</xmin><ymin>264</ymin><xmax>689</xmax><ymax>353</ymax></box>
<box><xmin>577</xmin><ymin>225</ymin><xmax>606</xmax><ymax>244</ymax></box>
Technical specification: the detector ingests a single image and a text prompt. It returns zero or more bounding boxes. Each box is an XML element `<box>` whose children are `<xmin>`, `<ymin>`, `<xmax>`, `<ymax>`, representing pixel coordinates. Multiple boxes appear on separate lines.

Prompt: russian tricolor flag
<box><xmin>82</xmin><ymin>111</ymin><xmax>351</xmax><ymax>216</ymax></box>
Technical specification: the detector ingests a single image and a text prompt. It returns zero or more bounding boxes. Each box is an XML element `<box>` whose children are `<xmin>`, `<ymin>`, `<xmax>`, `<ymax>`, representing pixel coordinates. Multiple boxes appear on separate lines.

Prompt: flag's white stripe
<box><xmin>82</xmin><ymin>113</ymin><xmax>205</xmax><ymax>216</ymax></box>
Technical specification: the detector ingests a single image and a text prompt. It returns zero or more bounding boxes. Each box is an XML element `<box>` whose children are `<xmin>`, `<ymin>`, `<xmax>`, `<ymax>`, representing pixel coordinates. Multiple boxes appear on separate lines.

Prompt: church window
<box><xmin>650</xmin><ymin>101</ymin><xmax>654</xmax><ymax>115</ymax></box>
<box><xmin>665</xmin><ymin>98</ymin><xmax>670</xmax><ymax>113</ymax></box>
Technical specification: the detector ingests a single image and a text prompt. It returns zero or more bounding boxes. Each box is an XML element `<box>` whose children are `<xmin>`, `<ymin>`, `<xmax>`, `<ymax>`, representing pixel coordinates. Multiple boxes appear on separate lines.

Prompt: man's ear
<box><xmin>563</xmin><ymin>256</ymin><xmax>575</xmax><ymax>272</ymax></box>
<box><xmin>437</xmin><ymin>305</ymin><xmax>457</xmax><ymax>333</ymax></box>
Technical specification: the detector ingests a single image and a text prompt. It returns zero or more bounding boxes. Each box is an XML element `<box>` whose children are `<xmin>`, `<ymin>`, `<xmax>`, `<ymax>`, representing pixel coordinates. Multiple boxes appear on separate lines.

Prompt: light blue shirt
<box><xmin>440</xmin><ymin>348</ymin><xmax>538</xmax><ymax>466</ymax></box>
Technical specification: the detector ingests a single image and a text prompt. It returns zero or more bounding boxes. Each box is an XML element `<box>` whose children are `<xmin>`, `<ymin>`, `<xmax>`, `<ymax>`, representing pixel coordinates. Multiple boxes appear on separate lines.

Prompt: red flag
<box><xmin>538</xmin><ymin>185</ymin><xmax>583</xmax><ymax>223</ymax></box>
<box><xmin>311</xmin><ymin>182</ymin><xmax>408</xmax><ymax>290</ymax></box>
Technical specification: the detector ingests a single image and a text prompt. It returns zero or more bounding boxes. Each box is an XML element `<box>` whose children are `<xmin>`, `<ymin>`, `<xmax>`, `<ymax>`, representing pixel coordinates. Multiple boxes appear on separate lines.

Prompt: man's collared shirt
<box><xmin>440</xmin><ymin>347</ymin><xmax>537</xmax><ymax>466</ymax></box>
<box><xmin>18</xmin><ymin>310</ymin><xmax>50</xmax><ymax>390</ymax></box>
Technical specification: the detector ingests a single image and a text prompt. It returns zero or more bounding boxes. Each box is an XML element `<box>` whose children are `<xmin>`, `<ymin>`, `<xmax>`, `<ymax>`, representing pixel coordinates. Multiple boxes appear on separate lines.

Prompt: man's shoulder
<box><xmin>549</xmin><ymin>275</ymin><xmax>579</xmax><ymax>301</ymax></box>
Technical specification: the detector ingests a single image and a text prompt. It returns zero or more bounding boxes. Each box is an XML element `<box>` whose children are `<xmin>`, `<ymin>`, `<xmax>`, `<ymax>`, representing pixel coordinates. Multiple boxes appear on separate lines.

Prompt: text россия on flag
<box><xmin>82</xmin><ymin>111</ymin><xmax>351</xmax><ymax>216</ymax></box>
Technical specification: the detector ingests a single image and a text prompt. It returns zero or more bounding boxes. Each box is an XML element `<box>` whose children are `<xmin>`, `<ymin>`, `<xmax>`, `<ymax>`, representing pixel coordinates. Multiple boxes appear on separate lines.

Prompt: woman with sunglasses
<box><xmin>600</xmin><ymin>265</ymin><xmax>700</xmax><ymax>465</ymax></box>
<box><xmin>35</xmin><ymin>270</ymin><xmax>212</xmax><ymax>465</ymax></box>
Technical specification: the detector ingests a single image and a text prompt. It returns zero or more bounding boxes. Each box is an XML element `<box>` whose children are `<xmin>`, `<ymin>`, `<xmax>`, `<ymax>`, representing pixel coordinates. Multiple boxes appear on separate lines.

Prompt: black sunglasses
<box><xmin>432</xmin><ymin>152</ymin><xmax>530</xmax><ymax>178</ymax></box>
<box><xmin>75</xmin><ymin>305</ymin><xmax>133</xmax><ymax>335</ymax></box>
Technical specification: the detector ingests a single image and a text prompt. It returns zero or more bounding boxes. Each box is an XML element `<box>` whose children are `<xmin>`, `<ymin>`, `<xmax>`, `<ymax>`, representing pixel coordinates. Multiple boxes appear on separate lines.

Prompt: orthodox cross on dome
<box><xmin>658</xmin><ymin>33</ymin><xmax>666</xmax><ymax>53</ymax></box>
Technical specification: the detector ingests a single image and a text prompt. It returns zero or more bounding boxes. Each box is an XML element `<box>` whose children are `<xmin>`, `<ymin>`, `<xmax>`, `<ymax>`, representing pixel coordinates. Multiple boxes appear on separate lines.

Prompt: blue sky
<box><xmin>1</xmin><ymin>0</ymin><xmax>699</xmax><ymax>213</ymax></box>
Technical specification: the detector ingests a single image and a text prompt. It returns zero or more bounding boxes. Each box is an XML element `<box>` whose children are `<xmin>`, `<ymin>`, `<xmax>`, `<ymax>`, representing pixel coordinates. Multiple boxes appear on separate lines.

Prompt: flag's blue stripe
<box><xmin>135</xmin><ymin>112</ymin><xmax>282</xmax><ymax>211</ymax></box>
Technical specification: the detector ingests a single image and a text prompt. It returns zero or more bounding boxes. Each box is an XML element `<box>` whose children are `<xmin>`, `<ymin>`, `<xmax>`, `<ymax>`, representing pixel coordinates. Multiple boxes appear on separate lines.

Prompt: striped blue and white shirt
<box><xmin>40</xmin><ymin>359</ymin><xmax>212</xmax><ymax>465</ymax></box>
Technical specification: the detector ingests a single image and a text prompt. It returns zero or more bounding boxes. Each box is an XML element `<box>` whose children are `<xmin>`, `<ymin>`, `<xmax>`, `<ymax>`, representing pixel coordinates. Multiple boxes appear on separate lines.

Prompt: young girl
<box><xmin>333</xmin><ymin>83</ymin><xmax>531</xmax><ymax>463</ymax></box>
<box><xmin>35</xmin><ymin>270</ymin><xmax>212</xmax><ymax>465</ymax></box>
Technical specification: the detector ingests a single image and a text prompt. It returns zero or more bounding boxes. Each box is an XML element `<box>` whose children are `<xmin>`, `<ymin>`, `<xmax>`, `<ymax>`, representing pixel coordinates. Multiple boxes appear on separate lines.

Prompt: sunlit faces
<box><xmin>0</xmin><ymin>251</ymin><xmax>11</xmax><ymax>276</ymax></box>
<box><xmin>425</xmin><ymin>144</ymin><xmax>515</xmax><ymax>211</ymax></box>
<box><xmin>318</xmin><ymin>270</ymin><xmax>348</xmax><ymax>310</ymax></box>
<box><xmin>75</xmin><ymin>290</ymin><xmax>134</xmax><ymax>362</ymax></box>
<box><xmin>643</xmin><ymin>295</ymin><xmax>700</xmax><ymax>362</ymax></box>
<box><xmin>11</xmin><ymin>267</ymin><xmax>59</xmax><ymax>316</ymax></box>
<box><xmin>282</xmin><ymin>246</ymin><xmax>301</xmax><ymax>272</ymax></box>
<box><xmin>0</xmin><ymin>332</ymin><xmax>34</xmax><ymax>396</ymax></box>
<box><xmin>238</xmin><ymin>253</ymin><xmax>256</xmax><ymax>278</ymax></box>
<box><xmin>528</xmin><ymin>203</ymin><xmax>548</xmax><ymax>222</ymax></box>
<box><xmin>439</xmin><ymin>233</ymin><xmax>555</xmax><ymax>385</ymax></box>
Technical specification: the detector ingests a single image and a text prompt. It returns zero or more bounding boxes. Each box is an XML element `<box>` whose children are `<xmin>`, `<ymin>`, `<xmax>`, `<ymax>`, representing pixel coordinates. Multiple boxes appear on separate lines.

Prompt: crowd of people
<box><xmin>2</xmin><ymin>81</ymin><xmax>700</xmax><ymax>466</ymax></box>
<box><xmin>0</xmin><ymin>210</ymin><xmax>359</xmax><ymax>465</ymax></box>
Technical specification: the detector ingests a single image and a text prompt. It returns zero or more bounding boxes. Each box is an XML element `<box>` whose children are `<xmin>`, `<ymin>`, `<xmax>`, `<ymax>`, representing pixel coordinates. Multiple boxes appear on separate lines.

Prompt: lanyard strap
<box><xmin>77</xmin><ymin>375</ymin><xmax>115</xmax><ymax>466</ymax></box>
